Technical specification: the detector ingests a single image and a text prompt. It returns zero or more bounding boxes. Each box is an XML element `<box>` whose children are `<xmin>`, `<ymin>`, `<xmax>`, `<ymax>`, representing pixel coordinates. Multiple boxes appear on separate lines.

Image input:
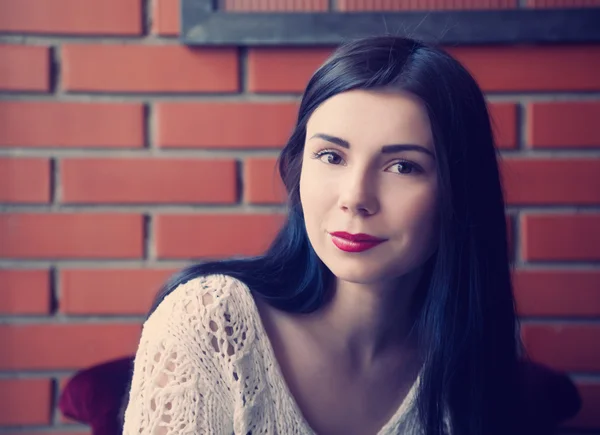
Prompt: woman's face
<box><xmin>299</xmin><ymin>89</ymin><xmax>439</xmax><ymax>285</ymax></box>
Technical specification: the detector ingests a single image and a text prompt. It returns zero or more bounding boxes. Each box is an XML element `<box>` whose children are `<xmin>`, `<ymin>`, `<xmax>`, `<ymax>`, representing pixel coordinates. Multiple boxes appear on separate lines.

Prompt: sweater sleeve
<box><xmin>122</xmin><ymin>277</ymin><xmax>234</xmax><ymax>435</ymax></box>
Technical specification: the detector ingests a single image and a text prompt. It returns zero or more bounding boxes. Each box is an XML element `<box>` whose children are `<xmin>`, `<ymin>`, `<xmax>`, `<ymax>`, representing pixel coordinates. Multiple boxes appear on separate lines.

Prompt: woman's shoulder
<box><xmin>144</xmin><ymin>273</ymin><xmax>260</xmax><ymax>350</ymax></box>
<box><xmin>155</xmin><ymin>273</ymin><xmax>246</xmax><ymax>309</ymax></box>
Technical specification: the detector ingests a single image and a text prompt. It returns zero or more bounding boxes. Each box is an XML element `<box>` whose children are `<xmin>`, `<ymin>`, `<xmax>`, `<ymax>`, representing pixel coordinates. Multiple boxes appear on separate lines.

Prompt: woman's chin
<box><xmin>322</xmin><ymin>254</ymin><xmax>425</xmax><ymax>287</ymax></box>
<box><xmin>325</xmin><ymin>263</ymin><xmax>391</xmax><ymax>285</ymax></box>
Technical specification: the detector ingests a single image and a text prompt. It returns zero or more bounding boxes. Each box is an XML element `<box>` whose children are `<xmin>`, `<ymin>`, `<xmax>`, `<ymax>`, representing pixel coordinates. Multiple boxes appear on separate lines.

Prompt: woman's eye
<box><xmin>316</xmin><ymin>152</ymin><xmax>343</xmax><ymax>165</ymax></box>
<box><xmin>388</xmin><ymin>161</ymin><xmax>418</xmax><ymax>174</ymax></box>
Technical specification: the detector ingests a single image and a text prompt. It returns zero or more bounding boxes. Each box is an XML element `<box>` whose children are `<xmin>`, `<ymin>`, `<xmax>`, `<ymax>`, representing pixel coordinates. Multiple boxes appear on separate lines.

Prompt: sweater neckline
<box><xmin>232</xmin><ymin>278</ymin><xmax>421</xmax><ymax>435</ymax></box>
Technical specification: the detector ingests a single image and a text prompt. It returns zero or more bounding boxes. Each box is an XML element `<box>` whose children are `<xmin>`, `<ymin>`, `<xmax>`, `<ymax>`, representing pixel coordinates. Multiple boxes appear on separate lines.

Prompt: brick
<box><xmin>62</xmin><ymin>158</ymin><xmax>237</xmax><ymax>204</ymax></box>
<box><xmin>0</xmin><ymin>158</ymin><xmax>51</xmax><ymax>203</ymax></box>
<box><xmin>157</xmin><ymin>102</ymin><xmax>298</xmax><ymax>148</ymax></box>
<box><xmin>513</xmin><ymin>270</ymin><xmax>600</xmax><ymax>317</ymax></box>
<box><xmin>224</xmin><ymin>0</ymin><xmax>328</xmax><ymax>11</ymax></box>
<box><xmin>522</xmin><ymin>324</ymin><xmax>600</xmax><ymax>372</ymax></box>
<box><xmin>0</xmin><ymin>0</ymin><xmax>142</xmax><ymax>35</ymax></box>
<box><xmin>339</xmin><ymin>0</ymin><xmax>516</xmax><ymax>10</ymax></box>
<box><xmin>0</xmin><ymin>270</ymin><xmax>50</xmax><ymax>315</ymax></box>
<box><xmin>0</xmin><ymin>102</ymin><xmax>144</xmax><ymax>148</ymax></box>
<box><xmin>0</xmin><ymin>379</ymin><xmax>51</xmax><ymax>425</ymax></box>
<box><xmin>251</xmin><ymin>46</ymin><xmax>600</xmax><ymax>93</ymax></box>
<box><xmin>248</xmin><ymin>48</ymin><xmax>333</xmax><ymax>93</ymax></box>
<box><xmin>528</xmin><ymin>102</ymin><xmax>600</xmax><ymax>148</ymax></box>
<box><xmin>152</xmin><ymin>0</ymin><xmax>179</xmax><ymax>35</ymax></box>
<box><xmin>447</xmin><ymin>46</ymin><xmax>600</xmax><ymax>92</ymax></box>
<box><xmin>522</xmin><ymin>214</ymin><xmax>600</xmax><ymax>261</ymax></box>
<box><xmin>489</xmin><ymin>103</ymin><xmax>517</xmax><ymax>149</ymax></box>
<box><xmin>0</xmin><ymin>44</ymin><xmax>49</xmax><ymax>91</ymax></box>
<box><xmin>502</xmin><ymin>159</ymin><xmax>600</xmax><ymax>205</ymax></box>
<box><xmin>528</xmin><ymin>0</ymin><xmax>600</xmax><ymax>7</ymax></box>
<box><xmin>4</xmin><ymin>432</ymin><xmax>90</xmax><ymax>435</ymax></box>
<box><xmin>566</xmin><ymin>382</ymin><xmax>600</xmax><ymax>429</ymax></box>
<box><xmin>60</xmin><ymin>269</ymin><xmax>176</xmax><ymax>315</ymax></box>
<box><xmin>62</xmin><ymin>45</ymin><xmax>238</xmax><ymax>93</ymax></box>
<box><xmin>0</xmin><ymin>214</ymin><xmax>143</xmax><ymax>259</ymax></box>
<box><xmin>156</xmin><ymin>214</ymin><xmax>284</xmax><ymax>258</ymax></box>
<box><xmin>0</xmin><ymin>324</ymin><xmax>140</xmax><ymax>370</ymax></box>
<box><xmin>506</xmin><ymin>215</ymin><xmax>514</xmax><ymax>261</ymax></box>
<box><xmin>244</xmin><ymin>158</ymin><xmax>286</xmax><ymax>204</ymax></box>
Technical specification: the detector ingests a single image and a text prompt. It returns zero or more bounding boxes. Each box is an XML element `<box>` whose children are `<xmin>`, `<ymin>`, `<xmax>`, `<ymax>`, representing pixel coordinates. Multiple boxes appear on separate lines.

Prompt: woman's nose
<box><xmin>336</xmin><ymin>168</ymin><xmax>379</xmax><ymax>217</ymax></box>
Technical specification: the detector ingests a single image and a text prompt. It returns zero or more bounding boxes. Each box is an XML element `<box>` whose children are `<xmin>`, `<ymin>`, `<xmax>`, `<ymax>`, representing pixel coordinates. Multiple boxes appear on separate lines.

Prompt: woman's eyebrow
<box><xmin>310</xmin><ymin>133</ymin><xmax>350</xmax><ymax>148</ymax></box>
<box><xmin>310</xmin><ymin>133</ymin><xmax>435</xmax><ymax>158</ymax></box>
<box><xmin>381</xmin><ymin>144</ymin><xmax>435</xmax><ymax>158</ymax></box>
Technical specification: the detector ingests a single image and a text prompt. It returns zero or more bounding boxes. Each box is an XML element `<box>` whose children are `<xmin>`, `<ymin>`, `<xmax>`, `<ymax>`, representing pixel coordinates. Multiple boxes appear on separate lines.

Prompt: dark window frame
<box><xmin>180</xmin><ymin>0</ymin><xmax>600</xmax><ymax>46</ymax></box>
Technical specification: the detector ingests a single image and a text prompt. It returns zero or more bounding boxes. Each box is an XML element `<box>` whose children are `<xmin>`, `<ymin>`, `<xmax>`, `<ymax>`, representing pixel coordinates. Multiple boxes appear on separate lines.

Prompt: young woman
<box><xmin>123</xmin><ymin>36</ymin><xmax>520</xmax><ymax>435</ymax></box>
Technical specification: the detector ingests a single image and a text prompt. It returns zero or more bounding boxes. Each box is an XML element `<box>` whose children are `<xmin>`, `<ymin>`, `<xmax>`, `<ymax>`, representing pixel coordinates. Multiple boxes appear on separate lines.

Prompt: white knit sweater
<box><xmin>122</xmin><ymin>274</ymin><xmax>422</xmax><ymax>434</ymax></box>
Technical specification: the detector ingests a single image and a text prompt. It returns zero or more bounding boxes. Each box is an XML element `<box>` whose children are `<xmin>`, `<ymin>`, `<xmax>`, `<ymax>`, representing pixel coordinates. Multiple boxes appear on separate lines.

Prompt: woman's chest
<box><xmin>246</xmin><ymin>298</ymin><xmax>421</xmax><ymax>435</ymax></box>
<box><xmin>260</xmin><ymin>327</ymin><xmax>418</xmax><ymax>435</ymax></box>
<box><xmin>290</xmin><ymin>354</ymin><xmax>418</xmax><ymax>434</ymax></box>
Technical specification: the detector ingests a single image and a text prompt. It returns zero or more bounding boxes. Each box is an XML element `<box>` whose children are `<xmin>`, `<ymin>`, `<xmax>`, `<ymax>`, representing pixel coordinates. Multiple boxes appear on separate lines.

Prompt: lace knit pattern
<box><xmin>122</xmin><ymin>274</ymin><xmax>421</xmax><ymax>435</ymax></box>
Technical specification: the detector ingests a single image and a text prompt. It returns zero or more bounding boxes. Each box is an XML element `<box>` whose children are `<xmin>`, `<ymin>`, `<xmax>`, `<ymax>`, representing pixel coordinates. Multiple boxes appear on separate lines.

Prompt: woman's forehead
<box><xmin>306</xmin><ymin>89</ymin><xmax>434</xmax><ymax>151</ymax></box>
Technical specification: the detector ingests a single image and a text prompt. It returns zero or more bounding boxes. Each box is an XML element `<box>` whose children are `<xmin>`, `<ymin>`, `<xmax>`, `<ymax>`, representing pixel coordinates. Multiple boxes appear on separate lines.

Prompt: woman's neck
<box><xmin>306</xmin><ymin>268</ymin><xmax>424</xmax><ymax>370</ymax></box>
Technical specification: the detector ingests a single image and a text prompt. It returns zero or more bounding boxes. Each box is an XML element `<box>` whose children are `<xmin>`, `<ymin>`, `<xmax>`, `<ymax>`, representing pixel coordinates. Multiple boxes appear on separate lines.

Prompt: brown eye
<box><xmin>325</xmin><ymin>153</ymin><xmax>342</xmax><ymax>164</ymax></box>
<box><xmin>396</xmin><ymin>162</ymin><xmax>413</xmax><ymax>173</ymax></box>
<box><xmin>387</xmin><ymin>161</ymin><xmax>421</xmax><ymax>175</ymax></box>
<box><xmin>315</xmin><ymin>151</ymin><xmax>344</xmax><ymax>165</ymax></box>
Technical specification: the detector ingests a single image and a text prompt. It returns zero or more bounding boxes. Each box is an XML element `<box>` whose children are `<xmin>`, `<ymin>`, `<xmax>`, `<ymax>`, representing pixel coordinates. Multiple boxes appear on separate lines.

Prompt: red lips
<box><xmin>329</xmin><ymin>232</ymin><xmax>386</xmax><ymax>253</ymax></box>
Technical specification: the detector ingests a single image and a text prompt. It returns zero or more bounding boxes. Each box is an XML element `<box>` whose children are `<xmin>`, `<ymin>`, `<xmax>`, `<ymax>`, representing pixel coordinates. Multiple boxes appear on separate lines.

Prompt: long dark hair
<box><xmin>149</xmin><ymin>36</ymin><xmax>519</xmax><ymax>435</ymax></box>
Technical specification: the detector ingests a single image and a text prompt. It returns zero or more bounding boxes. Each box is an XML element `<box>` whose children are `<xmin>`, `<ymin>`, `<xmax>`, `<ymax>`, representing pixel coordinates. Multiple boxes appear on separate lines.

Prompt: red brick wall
<box><xmin>0</xmin><ymin>0</ymin><xmax>599</xmax><ymax>433</ymax></box>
